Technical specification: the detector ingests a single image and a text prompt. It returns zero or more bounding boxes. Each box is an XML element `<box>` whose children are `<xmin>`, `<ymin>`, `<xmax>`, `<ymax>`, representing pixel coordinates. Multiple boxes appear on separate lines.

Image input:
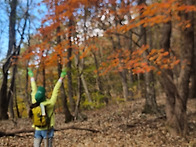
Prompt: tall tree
<box><xmin>8</xmin><ymin>0</ymin><xmax>30</xmax><ymax>118</ymax></box>
<box><xmin>114</xmin><ymin>1</ymin><xmax>130</xmax><ymax>101</ymax></box>
<box><xmin>80</xmin><ymin>7</ymin><xmax>93</xmax><ymax>103</ymax></box>
<box><xmin>55</xmin><ymin>0</ymin><xmax>73</xmax><ymax>122</ymax></box>
<box><xmin>0</xmin><ymin>0</ymin><xmax>31</xmax><ymax>119</ymax></box>
<box><xmin>67</xmin><ymin>15</ymin><xmax>76</xmax><ymax>112</ymax></box>
<box><xmin>158</xmin><ymin>0</ymin><xmax>194</xmax><ymax>135</ymax></box>
<box><xmin>0</xmin><ymin>0</ymin><xmax>18</xmax><ymax>119</ymax></box>
<box><xmin>189</xmin><ymin>0</ymin><xmax>196</xmax><ymax>98</ymax></box>
<box><xmin>138</xmin><ymin>0</ymin><xmax>158</xmax><ymax>114</ymax></box>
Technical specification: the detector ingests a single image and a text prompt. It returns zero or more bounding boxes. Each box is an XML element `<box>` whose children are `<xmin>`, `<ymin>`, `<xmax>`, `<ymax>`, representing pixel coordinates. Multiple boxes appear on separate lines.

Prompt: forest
<box><xmin>0</xmin><ymin>0</ymin><xmax>196</xmax><ymax>146</ymax></box>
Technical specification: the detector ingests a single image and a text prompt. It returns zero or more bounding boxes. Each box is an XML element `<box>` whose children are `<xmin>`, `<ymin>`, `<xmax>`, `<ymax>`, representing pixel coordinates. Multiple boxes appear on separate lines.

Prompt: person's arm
<box><xmin>28</xmin><ymin>68</ymin><xmax>37</xmax><ymax>103</ymax></box>
<box><xmin>42</xmin><ymin>69</ymin><xmax>66</xmax><ymax>106</ymax></box>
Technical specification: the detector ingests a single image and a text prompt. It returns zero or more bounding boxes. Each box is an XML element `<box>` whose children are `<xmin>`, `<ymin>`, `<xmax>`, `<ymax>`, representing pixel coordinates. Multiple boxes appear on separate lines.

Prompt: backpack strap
<box><xmin>29</xmin><ymin>102</ymin><xmax>40</xmax><ymax>118</ymax></box>
<box><xmin>30</xmin><ymin>102</ymin><xmax>40</xmax><ymax>109</ymax></box>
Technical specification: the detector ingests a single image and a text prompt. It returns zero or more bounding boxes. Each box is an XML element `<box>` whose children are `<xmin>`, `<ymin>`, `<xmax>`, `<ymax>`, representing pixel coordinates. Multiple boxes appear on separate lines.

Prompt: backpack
<box><xmin>29</xmin><ymin>103</ymin><xmax>51</xmax><ymax>128</ymax></box>
<box><xmin>32</xmin><ymin>106</ymin><xmax>49</xmax><ymax>128</ymax></box>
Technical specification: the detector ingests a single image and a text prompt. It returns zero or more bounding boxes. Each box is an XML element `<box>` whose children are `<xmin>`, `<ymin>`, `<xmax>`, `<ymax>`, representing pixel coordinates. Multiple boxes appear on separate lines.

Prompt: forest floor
<box><xmin>0</xmin><ymin>96</ymin><xmax>196</xmax><ymax>147</ymax></box>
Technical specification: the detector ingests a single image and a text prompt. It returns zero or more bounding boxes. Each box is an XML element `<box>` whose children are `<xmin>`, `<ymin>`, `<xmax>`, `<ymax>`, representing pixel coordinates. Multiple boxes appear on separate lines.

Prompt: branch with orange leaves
<box><xmin>97</xmin><ymin>46</ymin><xmax>180</xmax><ymax>76</ymax></box>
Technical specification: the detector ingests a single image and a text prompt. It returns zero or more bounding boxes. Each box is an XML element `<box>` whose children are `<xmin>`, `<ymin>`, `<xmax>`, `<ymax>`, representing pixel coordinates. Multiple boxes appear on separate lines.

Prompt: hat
<box><xmin>35</xmin><ymin>86</ymin><xmax>46</xmax><ymax>103</ymax></box>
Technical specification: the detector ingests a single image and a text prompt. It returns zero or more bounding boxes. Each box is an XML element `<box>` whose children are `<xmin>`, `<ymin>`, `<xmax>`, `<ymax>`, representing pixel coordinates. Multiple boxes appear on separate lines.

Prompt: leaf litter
<box><xmin>0</xmin><ymin>97</ymin><xmax>195</xmax><ymax>147</ymax></box>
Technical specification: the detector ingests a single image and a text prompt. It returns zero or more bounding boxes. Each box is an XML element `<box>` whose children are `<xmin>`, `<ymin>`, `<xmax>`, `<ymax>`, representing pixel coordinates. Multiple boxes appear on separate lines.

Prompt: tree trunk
<box><xmin>8</xmin><ymin>63</ymin><xmax>18</xmax><ymax>118</ymax></box>
<box><xmin>92</xmin><ymin>51</ymin><xmax>104</xmax><ymax>94</ymax></box>
<box><xmin>160</xmin><ymin>0</ymin><xmax>194</xmax><ymax>135</ymax></box>
<box><xmin>61</xmin><ymin>82</ymin><xmax>73</xmax><ymax>123</ymax></box>
<box><xmin>159</xmin><ymin>20</ymin><xmax>178</xmax><ymax>134</ymax></box>
<box><xmin>116</xmin><ymin>31</ymin><xmax>130</xmax><ymax>101</ymax></box>
<box><xmin>139</xmin><ymin>0</ymin><xmax>157</xmax><ymax>113</ymax></box>
<box><xmin>143</xmin><ymin>71</ymin><xmax>158</xmax><ymax>113</ymax></box>
<box><xmin>73</xmin><ymin>45</ymin><xmax>89</xmax><ymax>120</ymax></box>
<box><xmin>81</xmin><ymin>75</ymin><xmax>92</xmax><ymax>102</ymax></box>
<box><xmin>0</xmin><ymin>72</ymin><xmax>9</xmax><ymax>119</ymax></box>
<box><xmin>74</xmin><ymin>58</ymin><xmax>83</xmax><ymax>120</ymax></box>
<box><xmin>176</xmin><ymin>0</ymin><xmax>194</xmax><ymax>135</ymax></box>
<box><xmin>110</xmin><ymin>2</ymin><xmax>131</xmax><ymax>101</ymax></box>
<box><xmin>14</xmin><ymin>84</ymin><xmax>20</xmax><ymax>118</ymax></box>
<box><xmin>24</xmin><ymin>24</ymin><xmax>32</xmax><ymax>114</ymax></box>
<box><xmin>189</xmin><ymin>6</ymin><xmax>196</xmax><ymax>98</ymax></box>
<box><xmin>97</xmin><ymin>42</ymin><xmax>112</xmax><ymax>97</ymax></box>
<box><xmin>80</xmin><ymin>7</ymin><xmax>93</xmax><ymax>103</ymax></box>
<box><xmin>128</xmin><ymin>30</ymin><xmax>134</xmax><ymax>98</ymax></box>
<box><xmin>189</xmin><ymin>72</ymin><xmax>196</xmax><ymax>98</ymax></box>
<box><xmin>144</xmin><ymin>27</ymin><xmax>158</xmax><ymax>113</ymax></box>
<box><xmin>67</xmin><ymin>17</ymin><xmax>75</xmax><ymax>112</ymax></box>
<box><xmin>57</xmin><ymin>54</ymin><xmax>73</xmax><ymax>123</ymax></box>
<box><xmin>42</xmin><ymin>64</ymin><xmax>46</xmax><ymax>88</ymax></box>
<box><xmin>0</xmin><ymin>0</ymin><xmax>17</xmax><ymax>120</ymax></box>
<box><xmin>55</xmin><ymin>3</ymin><xmax>73</xmax><ymax>122</ymax></box>
<box><xmin>119</xmin><ymin>70</ymin><xmax>129</xmax><ymax>101</ymax></box>
<box><xmin>159</xmin><ymin>71</ymin><xmax>184</xmax><ymax>135</ymax></box>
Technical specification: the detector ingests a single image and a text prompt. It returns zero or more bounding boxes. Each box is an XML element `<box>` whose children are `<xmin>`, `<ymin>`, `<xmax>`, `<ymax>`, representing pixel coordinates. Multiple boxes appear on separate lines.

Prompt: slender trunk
<box><xmin>14</xmin><ymin>83</ymin><xmax>20</xmax><ymax>118</ymax></box>
<box><xmin>74</xmin><ymin>59</ymin><xmax>82</xmax><ymax>119</ymax></box>
<box><xmin>61</xmin><ymin>82</ymin><xmax>73</xmax><ymax>123</ymax></box>
<box><xmin>74</xmin><ymin>76</ymin><xmax>82</xmax><ymax>119</ymax></box>
<box><xmin>117</xmin><ymin>33</ymin><xmax>130</xmax><ymax>101</ymax></box>
<box><xmin>0</xmin><ymin>72</ymin><xmax>9</xmax><ymax>119</ymax></box>
<box><xmin>189</xmin><ymin>71</ymin><xmax>196</xmax><ymax>98</ymax></box>
<box><xmin>25</xmin><ymin>9</ymin><xmax>31</xmax><ymax>106</ymax></box>
<box><xmin>57</xmin><ymin>59</ymin><xmax>73</xmax><ymax>123</ymax></box>
<box><xmin>81</xmin><ymin>75</ymin><xmax>92</xmax><ymax>102</ymax></box>
<box><xmin>80</xmin><ymin>7</ymin><xmax>93</xmax><ymax>103</ymax></box>
<box><xmin>128</xmin><ymin>3</ymin><xmax>134</xmax><ymax>98</ymax></box>
<box><xmin>25</xmin><ymin>23</ymin><xmax>32</xmax><ymax>114</ymax></box>
<box><xmin>128</xmin><ymin>29</ymin><xmax>134</xmax><ymax>98</ymax></box>
<box><xmin>55</xmin><ymin>2</ymin><xmax>73</xmax><ymax>122</ymax></box>
<box><xmin>42</xmin><ymin>65</ymin><xmax>46</xmax><ymax>88</ymax></box>
<box><xmin>92</xmin><ymin>51</ymin><xmax>104</xmax><ymax>94</ymax></box>
<box><xmin>8</xmin><ymin>63</ymin><xmax>17</xmax><ymax>118</ymax></box>
<box><xmin>7</xmin><ymin>0</ymin><xmax>17</xmax><ymax>57</ymax></box>
<box><xmin>139</xmin><ymin>0</ymin><xmax>157</xmax><ymax>113</ymax></box>
<box><xmin>98</xmin><ymin>44</ymin><xmax>112</xmax><ymax>97</ymax></box>
<box><xmin>189</xmin><ymin>7</ymin><xmax>196</xmax><ymax>98</ymax></box>
<box><xmin>119</xmin><ymin>70</ymin><xmax>129</xmax><ymax>101</ymax></box>
<box><xmin>143</xmin><ymin>71</ymin><xmax>158</xmax><ymax>113</ymax></box>
<box><xmin>144</xmin><ymin>27</ymin><xmax>158</xmax><ymax>113</ymax></box>
<box><xmin>25</xmin><ymin>64</ymin><xmax>31</xmax><ymax>104</ymax></box>
<box><xmin>110</xmin><ymin>3</ymin><xmax>131</xmax><ymax>101</ymax></box>
<box><xmin>67</xmin><ymin>17</ymin><xmax>75</xmax><ymax>112</ymax></box>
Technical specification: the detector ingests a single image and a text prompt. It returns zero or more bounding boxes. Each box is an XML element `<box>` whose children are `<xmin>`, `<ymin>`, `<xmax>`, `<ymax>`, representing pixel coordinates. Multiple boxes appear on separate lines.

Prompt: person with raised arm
<box><xmin>28</xmin><ymin>68</ymin><xmax>66</xmax><ymax>147</ymax></box>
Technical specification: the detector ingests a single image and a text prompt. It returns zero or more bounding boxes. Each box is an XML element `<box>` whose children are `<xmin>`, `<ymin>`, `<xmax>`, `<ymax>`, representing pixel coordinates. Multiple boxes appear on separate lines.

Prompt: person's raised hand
<box><xmin>28</xmin><ymin>68</ymin><xmax>34</xmax><ymax>77</ymax></box>
<box><xmin>60</xmin><ymin>69</ymin><xmax>67</xmax><ymax>78</ymax></box>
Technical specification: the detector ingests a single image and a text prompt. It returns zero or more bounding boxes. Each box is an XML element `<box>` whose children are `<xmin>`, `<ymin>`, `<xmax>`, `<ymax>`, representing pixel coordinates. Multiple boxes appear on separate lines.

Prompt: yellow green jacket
<box><xmin>31</xmin><ymin>78</ymin><xmax>62</xmax><ymax>130</ymax></box>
